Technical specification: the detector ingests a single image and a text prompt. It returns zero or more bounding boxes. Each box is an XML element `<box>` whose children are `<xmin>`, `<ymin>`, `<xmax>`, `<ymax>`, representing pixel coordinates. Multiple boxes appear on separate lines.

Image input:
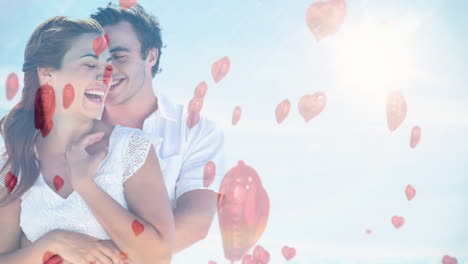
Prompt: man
<box><xmin>19</xmin><ymin>3</ymin><xmax>225</xmax><ymax>257</ymax></box>
<box><xmin>91</xmin><ymin>3</ymin><xmax>225</xmax><ymax>253</ymax></box>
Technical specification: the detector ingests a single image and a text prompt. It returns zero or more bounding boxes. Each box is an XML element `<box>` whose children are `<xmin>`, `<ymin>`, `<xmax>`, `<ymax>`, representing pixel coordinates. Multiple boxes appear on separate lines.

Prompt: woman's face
<box><xmin>50</xmin><ymin>33</ymin><xmax>112</xmax><ymax>121</ymax></box>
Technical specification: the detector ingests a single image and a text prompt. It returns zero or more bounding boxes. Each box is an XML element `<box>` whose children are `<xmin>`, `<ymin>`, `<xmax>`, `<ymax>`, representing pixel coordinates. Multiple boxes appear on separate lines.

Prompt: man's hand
<box><xmin>40</xmin><ymin>230</ymin><xmax>122</xmax><ymax>264</ymax></box>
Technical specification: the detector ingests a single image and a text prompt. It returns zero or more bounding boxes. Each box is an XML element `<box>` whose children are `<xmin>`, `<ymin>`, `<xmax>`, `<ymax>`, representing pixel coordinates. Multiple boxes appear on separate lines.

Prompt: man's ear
<box><xmin>37</xmin><ymin>67</ymin><xmax>54</xmax><ymax>86</ymax></box>
<box><xmin>146</xmin><ymin>48</ymin><xmax>159</xmax><ymax>68</ymax></box>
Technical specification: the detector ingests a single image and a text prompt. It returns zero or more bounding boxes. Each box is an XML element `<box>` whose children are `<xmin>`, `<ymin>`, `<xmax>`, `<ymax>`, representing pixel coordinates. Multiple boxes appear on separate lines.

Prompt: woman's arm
<box><xmin>0</xmin><ymin>197</ymin><xmax>56</xmax><ymax>264</ymax></box>
<box><xmin>73</xmin><ymin>145</ymin><xmax>175</xmax><ymax>264</ymax></box>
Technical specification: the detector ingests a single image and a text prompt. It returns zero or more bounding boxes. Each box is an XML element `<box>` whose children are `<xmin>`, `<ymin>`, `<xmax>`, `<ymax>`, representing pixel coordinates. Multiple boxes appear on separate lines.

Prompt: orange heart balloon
<box><xmin>217</xmin><ymin>161</ymin><xmax>270</xmax><ymax>263</ymax></box>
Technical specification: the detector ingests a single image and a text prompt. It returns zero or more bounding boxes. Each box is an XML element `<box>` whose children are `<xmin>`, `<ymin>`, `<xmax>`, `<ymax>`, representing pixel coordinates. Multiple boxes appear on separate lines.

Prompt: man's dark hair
<box><xmin>91</xmin><ymin>3</ymin><xmax>163</xmax><ymax>77</ymax></box>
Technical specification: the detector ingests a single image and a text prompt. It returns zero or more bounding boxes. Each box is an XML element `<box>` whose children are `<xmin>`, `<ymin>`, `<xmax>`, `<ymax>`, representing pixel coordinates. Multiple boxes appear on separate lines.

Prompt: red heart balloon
<box><xmin>204</xmin><ymin>161</ymin><xmax>216</xmax><ymax>188</ymax></box>
<box><xmin>194</xmin><ymin>81</ymin><xmax>208</xmax><ymax>98</ymax></box>
<box><xmin>43</xmin><ymin>251</ymin><xmax>63</xmax><ymax>264</ymax></box>
<box><xmin>442</xmin><ymin>255</ymin><xmax>458</xmax><ymax>264</ymax></box>
<box><xmin>217</xmin><ymin>161</ymin><xmax>270</xmax><ymax>263</ymax></box>
<box><xmin>306</xmin><ymin>0</ymin><xmax>346</xmax><ymax>42</ymax></box>
<box><xmin>410</xmin><ymin>126</ymin><xmax>421</xmax><ymax>148</ymax></box>
<box><xmin>53</xmin><ymin>175</ymin><xmax>64</xmax><ymax>191</ymax></box>
<box><xmin>391</xmin><ymin>215</ymin><xmax>405</xmax><ymax>229</ymax></box>
<box><xmin>93</xmin><ymin>34</ymin><xmax>109</xmax><ymax>57</ymax></box>
<box><xmin>34</xmin><ymin>84</ymin><xmax>56</xmax><ymax>137</ymax></box>
<box><xmin>281</xmin><ymin>246</ymin><xmax>296</xmax><ymax>261</ymax></box>
<box><xmin>6</xmin><ymin>72</ymin><xmax>19</xmax><ymax>100</ymax></box>
<box><xmin>253</xmin><ymin>245</ymin><xmax>270</xmax><ymax>263</ymax></box>
<box><xmin>275</xmin><ymin>99</ymin><xmax>291</xmax><ymax>124</ymax></box>
<box><xmin>119</xmin><ymin>252</ymin><xmax>128</xmax><ymax>260</ymax></box>
<box><xmin>232</xmin><ymin>106</ymin><xmax>242</xmax><ymax>126</ymax></box>
<box><xmin>132</xmin><ymin>219</ymin><xmax>144</xmax><ymax>236</ymax></box>
<box><xmin>103</xmin><ymin>65</ymin><xmax>113</xmax><ymax>86</ymax></box>
<box><xmin>298</xmin><ymin>92</ymin><xmax>326</xmax><ymax>122</ymax></box>
<box><xmin>386</xmin><ymin>90</ymin><xmax>407</xmax><ymax>132</ymax></box>
<box><xmin>119</xmin><ymin>0</ymin><xmax>138</xmax><ymax>10</ymax></box>
<box><xmin>4</xmin><ymin>171</ymin><xmax>17</xmax><ymax>193</ymax></box>
<box><xmin>187</xmin><ymin>111</ymin><xmax>200</xmax><ymax>129</ymax></box>
<box><xmin>212</xmin><ymin>56</ymin><xmax>230</xmax><ymax>83</ymax></box>
<box><xmin>62</xmin><ymin>84</ymin><xmax>74</xmax><ymax>109</ymax></box>
<box><xmin>188</xmin><ymin>97</ymin><xmax>204</xmax><ymax>113</ymax></box>
<box><xmin>405</xmin><ymin>184</ymin><xmax>416</xmax><ymax>201</ymax></box>
<box><xmin>241</xmin><ymin>254</ymin><xmax>256</xmax><ymax>264</ymax></box>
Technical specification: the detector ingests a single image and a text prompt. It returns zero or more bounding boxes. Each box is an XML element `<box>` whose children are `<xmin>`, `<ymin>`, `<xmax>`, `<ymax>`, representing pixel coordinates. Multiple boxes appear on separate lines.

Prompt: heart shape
<box><xmin>275</xmin><ymin>99</ymin><xmax>291</xmax><ymax>124</ymax></box>
<box><xmin>4</xmin><ymin>171</ymin><xmax>17</xmax><ymax>193</ymax></box>
<box><xmin>102</xmin><ymin>65</ymin><xmax>113</xmax><ymax>86</ymax></box>
<box><xmin>186</xmin><ymin>111</ymin><xmax>200</xmax><ymax>129</ymax></box>
<box><xmin>306</xmin><ymin>0</ymin><xmax>346</xmax><ymax>41</ymax></box>
<box><xmin>119</xmin><ymin>0</ymin><xmax>138</xmax><ymax>10</ymax></box>
<box><xmin>194</xmin><ymin>81</ymin><xmax>208</xmax><ymax>98</ymax></box>
<box><xmin>6</xmin><ymin>72</ymin><xmax>19</xmax><ymax>101</ymax></box>
<box><xmin>43</xmin><ymin>251</ymin><xmax>63</xmax><ymax>264</ymax></box>
<box><xmin>405</xmin><ymin>184</ymin><xmax>416</xmax><ymax>201</ymax></box>
<box><xmin>442</xmin><ymin>255</ymin><xmax>458</xmax><ymax>264</ymax></box>
<box><xmin>253</xmin><ymin>245</ymin><xmax>270</xmax><ymax>263</ymax></box>
<box><xmin>298</xmin><ymin>92</ymin><xmax>326</xmax><ymax>122</ymax></box>
<box><xmin>53</xmin><ymin>175</ymin><xmax>64</xmax><ymax>192</ymax></box>
<box><xmin>34</xmin><ymin>84</ymin><xmax>56</xmax><ymax>137</ymax></box>
<box><xmin>212</xmin><ymin>56</ymin><xmax>230</xmax><ymax>83</ymax></box>
<box><xmin>391</xmin><ymin>215</ymin><xmax>405</xmax><ymax>229</ymax></box>
<box><xmin>188</xmin><ymin>98</ymin><xmax>204</xmax><ymax>113</ymax></box>
<box><xmin>241</xmin><ymin>254</ymin><xmax>256</xmax><ymax>264</ymax></box>
<box><xmin>282</xmin><ymin>246</ymin><xmax>296</xmax><ymax>261</ymax></box>
<box><xmin>62</xmin><ymin>84</ymin><xmax>74</xmax><ymax>109</ymax></box>
<box><xmin>217</xmin><ymin>161</ymin><xmax>270</xmax><ymax>262</ymax></box>
<box><xmin>386</xmin><ymin>90</ymin><xmax>407</xmax><ymax>132</ymax></box>
<box><xmin>365</xmin><ymin>229</ymin><xmax>372</xmax><ymax>235</ymax></box>
<box><xmin>232</xmin><ymin>106</ymin><xmax>242</xmax><ymax>126</ymax></box>
<box><xmin>410</xmin><ymin>126</ymin><xmax>421</xmax><ymax>148</ymax></box>
<box><xmin>119</xmin><ymin>252</ymin><xmax>128</xmax><ymax>260</ymax></box>
<box><xmin>132</xmin><ymin>219</ymin><xmax>144</xmax><ymax>236</ymax></box>
<box><xmin>93</xmin><ymin>34</ymin><xmax>110</xmax><ymax>57</ymax></box>
<box><xmin>204</xmin><ymin>161</ymin><xmax>216</xmax><ymax>188</ymax></box>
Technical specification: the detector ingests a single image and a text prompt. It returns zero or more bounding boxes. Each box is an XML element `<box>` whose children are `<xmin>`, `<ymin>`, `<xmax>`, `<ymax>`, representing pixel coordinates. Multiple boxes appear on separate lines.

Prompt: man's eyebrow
<box><xmin>79</xmin><ymin>54</ymin><xmax>98</xmax><ymax>59</ymax></box>
<box><xmin>109</xmin><ymin>46</ymin><xmax>130</xmax><ymax>53</ymax></box>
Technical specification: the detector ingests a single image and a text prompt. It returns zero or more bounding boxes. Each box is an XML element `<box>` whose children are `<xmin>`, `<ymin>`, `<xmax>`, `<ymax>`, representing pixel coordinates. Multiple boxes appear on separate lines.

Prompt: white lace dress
<box><xmin>18</xmin><ymin>125</ymin><xmax>155</xmax><ymax>242</ymax></box>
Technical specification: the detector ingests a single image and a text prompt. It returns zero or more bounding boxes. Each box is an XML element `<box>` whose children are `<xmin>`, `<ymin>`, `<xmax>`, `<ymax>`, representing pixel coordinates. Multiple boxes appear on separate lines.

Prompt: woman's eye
<box><xmin>84</xmin><ymin>64</ymin><xmax>97</xmax><ymax>69</ymax></box>
<box><xmin>112</xmin><ymin>55</ymin><xmax>125</xmax><ymax>60</ymax></box>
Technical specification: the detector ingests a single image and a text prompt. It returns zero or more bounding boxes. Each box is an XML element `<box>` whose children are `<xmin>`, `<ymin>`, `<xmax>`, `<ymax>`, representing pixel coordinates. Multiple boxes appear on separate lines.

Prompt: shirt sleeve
<box><xmin>121</xmin><ymin>129</ymin><xmax>153</xmax><ymax>183</ymax></box>
<box><xmin>175</xmin><ymin>118</ymin><xmax>225</xmax><ymax>200</ymax></box>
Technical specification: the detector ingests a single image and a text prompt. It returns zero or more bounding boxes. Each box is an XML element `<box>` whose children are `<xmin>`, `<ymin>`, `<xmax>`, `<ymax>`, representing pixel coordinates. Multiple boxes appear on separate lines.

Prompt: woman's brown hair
<box><xmin>0</xmin><ymin>16</ymin><xmax>104</xmax><ymax>207</ymax></box>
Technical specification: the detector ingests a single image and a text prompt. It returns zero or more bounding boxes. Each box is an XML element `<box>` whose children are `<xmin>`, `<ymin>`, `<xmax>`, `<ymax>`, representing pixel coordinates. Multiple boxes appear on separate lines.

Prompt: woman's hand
<box><xmin>65</xmin><ymin>132</ymin><xmax>108</xmax><ymax>190</ymax></box>
<box><xmin>42</xmin><ymin>230</ymin><xmax>122</xmax><ymax>264</ymax></box>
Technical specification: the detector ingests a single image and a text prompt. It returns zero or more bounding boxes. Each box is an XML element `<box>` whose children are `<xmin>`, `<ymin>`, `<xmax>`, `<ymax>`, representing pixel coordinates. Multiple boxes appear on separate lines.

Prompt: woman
<box><xmin>0</xmin><ymin>16</ymin><xmax>174</xmax><ymax>264</ymax></box>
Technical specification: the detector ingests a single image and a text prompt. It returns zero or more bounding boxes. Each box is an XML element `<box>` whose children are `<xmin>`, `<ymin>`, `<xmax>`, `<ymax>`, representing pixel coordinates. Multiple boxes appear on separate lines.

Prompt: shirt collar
<box><xmin>151</xmin><ymin>92</ymin><xmax>177</xmax><ymax>123</ymax></box>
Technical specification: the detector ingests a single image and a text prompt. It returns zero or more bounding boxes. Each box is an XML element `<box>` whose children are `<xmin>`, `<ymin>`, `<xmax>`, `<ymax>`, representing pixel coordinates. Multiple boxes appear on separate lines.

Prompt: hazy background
<box><xmin>0</xmin><ymin>0</ymin><xmax>467</xmax><ymax>263</ymax></box>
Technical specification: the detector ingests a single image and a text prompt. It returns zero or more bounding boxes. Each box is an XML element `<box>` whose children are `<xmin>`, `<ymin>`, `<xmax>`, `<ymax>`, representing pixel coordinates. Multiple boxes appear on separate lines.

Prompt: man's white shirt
<box><xmin>142</xmin><ymin>93</ymin><xmax>225</xmax><ymax>209</ymax></box>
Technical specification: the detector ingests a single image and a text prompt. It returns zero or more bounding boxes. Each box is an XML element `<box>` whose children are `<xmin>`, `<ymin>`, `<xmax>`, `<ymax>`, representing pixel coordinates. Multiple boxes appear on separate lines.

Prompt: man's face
<box><xmin>104</xmin><ymin>21</ymin><xmax>148</xmax><ymax>106</ymax></box>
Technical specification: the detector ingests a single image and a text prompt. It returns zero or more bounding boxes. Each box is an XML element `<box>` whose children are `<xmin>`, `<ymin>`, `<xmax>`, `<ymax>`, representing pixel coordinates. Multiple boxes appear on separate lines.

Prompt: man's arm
<box><xmin>172</xmin><ymin>189</ymin><xmax>218</xmax><ymax>253</ymax></box>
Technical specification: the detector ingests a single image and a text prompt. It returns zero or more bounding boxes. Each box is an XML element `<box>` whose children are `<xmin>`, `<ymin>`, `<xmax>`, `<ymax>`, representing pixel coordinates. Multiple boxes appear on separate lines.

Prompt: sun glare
<box><xmin>333</xmin><ymin>19</ymin><xmax>415</xmax><ymax>94</ymax></box>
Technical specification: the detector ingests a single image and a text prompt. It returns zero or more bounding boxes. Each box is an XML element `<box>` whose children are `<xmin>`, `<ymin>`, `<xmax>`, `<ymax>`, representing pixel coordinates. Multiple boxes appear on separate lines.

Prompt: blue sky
<box><xmin>1</xmin><ymin>0</ymin><xmax>467</xmax><ymax>263</ymax></box>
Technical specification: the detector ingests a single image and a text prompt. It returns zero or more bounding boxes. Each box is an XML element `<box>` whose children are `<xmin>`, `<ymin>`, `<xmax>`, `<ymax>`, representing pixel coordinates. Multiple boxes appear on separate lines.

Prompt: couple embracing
<box><xmin>0</xmin><ymin>3</ymin><xmax>224</xmax><ymax>264</ymax></box>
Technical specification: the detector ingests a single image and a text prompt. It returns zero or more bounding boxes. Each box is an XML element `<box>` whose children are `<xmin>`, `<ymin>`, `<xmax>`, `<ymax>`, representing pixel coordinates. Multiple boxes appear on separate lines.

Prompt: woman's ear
<box><xmin>37</xmin><ymin>67</ymin><xmax>54</xmax><ymax>86</ymax></box>
<box><xmin>146</xmin><ymin>48</ymin><xmax>159</xmax><ymax>68</ymax></box>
